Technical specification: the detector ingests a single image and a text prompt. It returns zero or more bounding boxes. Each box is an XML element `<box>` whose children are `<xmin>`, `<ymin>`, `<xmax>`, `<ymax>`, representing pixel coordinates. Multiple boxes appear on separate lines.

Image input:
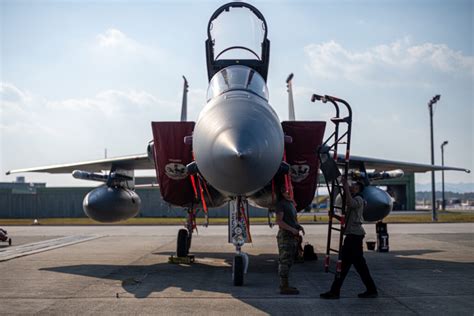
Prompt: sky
<box><xmin>1</xmin><ymin>0</ymin><xmax>473</xmax><ymax>188</ymax></box>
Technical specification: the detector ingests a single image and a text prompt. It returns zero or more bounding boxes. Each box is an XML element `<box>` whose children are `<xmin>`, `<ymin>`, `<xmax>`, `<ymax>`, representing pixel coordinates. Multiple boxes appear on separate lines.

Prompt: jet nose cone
<box><xmin>193</xmin><ymin>95</ymin><xmax>284</xmax><ymax>195</ymax></box>
<box><xmin>235</xmin><ymin>150</ymin><xmax>248</xmax><ymax>159</ymax></box>
<box><xmin>215</xmin><ymin>129</ymin><xmax>253</xmax><ymax>157</ymax></box>
<box><xmin>213</xmin><ymin>128</ymin><xmax>257</xmax><ymax>169</ymax></box>
<box><xmin>208</xmin><ymin>126</ymin><xmax>278</xmax><ymax>194</ymax></box>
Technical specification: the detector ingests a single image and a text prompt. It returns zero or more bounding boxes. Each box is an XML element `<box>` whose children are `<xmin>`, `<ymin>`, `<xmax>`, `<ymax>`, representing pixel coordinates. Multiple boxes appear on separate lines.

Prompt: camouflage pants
<box><xmin>277</xmin><ymin>229</ymin><xmax>298</xmax><ymax>278</ymax></box>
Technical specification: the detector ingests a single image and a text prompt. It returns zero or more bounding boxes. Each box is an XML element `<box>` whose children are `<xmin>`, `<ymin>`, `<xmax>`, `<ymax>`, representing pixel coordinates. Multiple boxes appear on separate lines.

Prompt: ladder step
<box><xmin>330</xmin><ymin>117</ymin><xmax>351</xmax><ymax>124</ymax></box>
<box><xmin>330</xmin><ymin>248</ymin><xmax>340</xmax><ymax>253</ymax></box>
<box><xmin>331</xmin><ymin>227</ymin><xmax>341</xmax><ymax>232</ymax></box>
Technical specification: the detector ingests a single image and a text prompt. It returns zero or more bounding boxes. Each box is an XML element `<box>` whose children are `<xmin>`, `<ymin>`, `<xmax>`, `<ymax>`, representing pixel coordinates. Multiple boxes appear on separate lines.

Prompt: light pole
<box><xmin>441</xmin><ymin>140</ymin><xmax>448</xmax><ymax>210</ymax></box>
<box><xmin>428</xmin><ymin>95</ymin><xmax>441</xmax><ymax>221</ymax></box>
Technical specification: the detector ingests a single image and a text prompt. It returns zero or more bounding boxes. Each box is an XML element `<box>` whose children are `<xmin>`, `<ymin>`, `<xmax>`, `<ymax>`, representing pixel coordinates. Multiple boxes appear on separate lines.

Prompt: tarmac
<box><xmin>0</xmin><ymin>223</ymin><xmax>473</xmax><ymax>315</ymax></box>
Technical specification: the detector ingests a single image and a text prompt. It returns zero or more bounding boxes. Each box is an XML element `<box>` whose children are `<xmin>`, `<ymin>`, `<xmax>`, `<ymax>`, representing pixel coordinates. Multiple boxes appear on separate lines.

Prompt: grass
<box><xmin>383</xmin><ymin>212</ymin><xmax>474</xmax><ymax>223</ymax></box>
<box><xmin>0</xmin><ymin>211</ymin><xmax>473</xmax><ymax>225</ymax></box>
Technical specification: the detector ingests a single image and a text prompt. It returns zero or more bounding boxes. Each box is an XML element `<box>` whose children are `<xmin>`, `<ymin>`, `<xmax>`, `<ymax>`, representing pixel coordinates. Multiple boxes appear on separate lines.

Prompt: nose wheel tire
<box><xmin>177</xmin><ymin>229</ymin><xmax>189</xmax><ymax>257</ymax></box>
<box><xmin>8</xmin><ymin>238</ymin><xmax>11</xmax><ymax>246</ymax></box>
<box><xmin>233</xmin><ymin>255</ymin><xmax>244</xmax><ymax>286</ymax></box>
<box><xmin>187</xmin><ymin>232</ymin><xmax>192</xmax><ymax>252</ymax></box>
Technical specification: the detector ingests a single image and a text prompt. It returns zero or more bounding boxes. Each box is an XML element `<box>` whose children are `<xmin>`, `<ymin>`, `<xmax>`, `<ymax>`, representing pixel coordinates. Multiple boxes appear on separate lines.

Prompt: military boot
<box><xmin>279</xmin><ymin>277</ymin><xmax>299</xmax><ymax>295</ymax></box>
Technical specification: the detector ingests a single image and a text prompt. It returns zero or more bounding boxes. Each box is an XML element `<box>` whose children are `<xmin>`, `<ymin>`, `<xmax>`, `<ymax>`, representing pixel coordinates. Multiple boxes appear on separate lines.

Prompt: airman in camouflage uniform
<box><xmin>320</xmin><ymin>178</ymin><xmax>378</xmax><ymax>299</ymax></box>
<box><xmin>275</xmin><ymin>189</ymin><xmax>304</xmax><ymax>295</ymax></box>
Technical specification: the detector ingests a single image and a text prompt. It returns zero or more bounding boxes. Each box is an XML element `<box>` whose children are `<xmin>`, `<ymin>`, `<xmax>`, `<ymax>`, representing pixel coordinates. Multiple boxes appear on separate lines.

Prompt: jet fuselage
<box><xmin>193</xmin><ymin>65</ymin><xmax>284</xmax><ymax>197</ymax></box>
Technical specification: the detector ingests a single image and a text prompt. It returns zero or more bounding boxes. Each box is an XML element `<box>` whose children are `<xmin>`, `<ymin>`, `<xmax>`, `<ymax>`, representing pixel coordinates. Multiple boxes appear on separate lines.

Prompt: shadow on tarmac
<box><xmin>42</xmin><ymin>251</ymin><xmax>286</xmax><ymax>299</ymax></box>
<box><xmin>40</xmin><ymin>247</ymin><xmax>474</xmax><ymax>308</ymax></box>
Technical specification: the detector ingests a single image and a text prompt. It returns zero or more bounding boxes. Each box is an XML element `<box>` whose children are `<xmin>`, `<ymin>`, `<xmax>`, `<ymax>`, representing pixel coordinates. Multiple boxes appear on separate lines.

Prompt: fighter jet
<box><xmin>6</xmin><ymin>2</ymin><xmax>470</xmax><ymax>286</ymax></box>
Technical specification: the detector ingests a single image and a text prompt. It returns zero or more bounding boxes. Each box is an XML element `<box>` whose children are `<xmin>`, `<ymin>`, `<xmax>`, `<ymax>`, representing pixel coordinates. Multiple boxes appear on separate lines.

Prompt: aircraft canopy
<box><xmin>207</xmin><ymin>65</ymin><xmax>269</xmax><ymax>101</ymax></box>
<box><xmin>208</xmin><ymin>3</ymin><xmax>267</xmax><ymax>61</ymax></box>
<box><xmin>206</xmin><ymin>2</ymin><xmax>270</xmax><ymax>81</ymax></box>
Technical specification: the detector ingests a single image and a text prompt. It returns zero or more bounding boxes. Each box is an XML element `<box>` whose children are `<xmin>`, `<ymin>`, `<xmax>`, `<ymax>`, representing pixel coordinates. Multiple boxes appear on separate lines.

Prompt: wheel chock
<box><xmin>168</xmin><ymin>255</ymin><xmax>195</xmax><ymax>264</ymax></box>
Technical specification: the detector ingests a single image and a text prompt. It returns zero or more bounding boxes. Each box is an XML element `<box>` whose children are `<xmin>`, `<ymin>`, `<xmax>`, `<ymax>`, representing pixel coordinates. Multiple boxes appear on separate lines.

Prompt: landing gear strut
<box><xmin>229</xmin><ymin>197</ymin><xmax>251</xmax><ymax>286</ymax></box>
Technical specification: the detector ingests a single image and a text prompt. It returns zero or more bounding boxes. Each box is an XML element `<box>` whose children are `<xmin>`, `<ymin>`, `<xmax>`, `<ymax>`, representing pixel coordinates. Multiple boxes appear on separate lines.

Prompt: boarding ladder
<box><xmin>311</xmin><ymin>94</ymin><xmax>353</xmax><ymax>277</ymax></box>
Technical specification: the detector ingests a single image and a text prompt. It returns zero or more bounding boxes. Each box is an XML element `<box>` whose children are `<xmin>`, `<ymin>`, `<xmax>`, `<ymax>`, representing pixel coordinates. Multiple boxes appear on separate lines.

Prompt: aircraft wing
<box><xmin>340</xmin><ymin>154</ymin><xmax>471</xmax><ymax>174</ymax></box>
<box><xmin>6</xmin><ymin>154</ymin><xmax>153</xmax><ymax>175</ymax></box>
<box><xmin>6</xmin><ymin>151</ymin><xmax>470</xmax><ymax>176</ymax></box>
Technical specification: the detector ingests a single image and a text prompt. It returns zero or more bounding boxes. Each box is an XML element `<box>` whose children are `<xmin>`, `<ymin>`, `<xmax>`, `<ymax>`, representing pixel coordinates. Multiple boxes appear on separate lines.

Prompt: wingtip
<box><xmin>5</xmin><ymin>171</ymin><xmax>11</xmax><ymax>175</ymax></box>
<box><xmin>466</xmin><ymin>169</ymin><xmax>471</xmax><ymax>174</ymax></box>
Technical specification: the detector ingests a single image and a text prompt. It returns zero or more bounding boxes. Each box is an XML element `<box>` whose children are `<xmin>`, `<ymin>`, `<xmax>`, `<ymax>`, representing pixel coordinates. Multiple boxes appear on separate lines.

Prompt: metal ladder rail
<box><xmin>312</xmin><ymin>94</ymin><xmax>353</xmax><ymax>275</ymax></box>
<box><xmin>325</xmin><ymin>95</ymin><xmax>353</xmax><ymax>276</ymax></box>
<box><xmin>327</xmin><ymin>103</ymin><xmax>343</xmax><ymax>274</ymax></box>
<box><xmin>326</xmin><ymin>98</ymin><xmax>347</xmax><ymax>274</ymax></box>
<box><xmin>312</xmin><ymin>94</ymin><xmax>343</xmax><ymax>272</ymax></box>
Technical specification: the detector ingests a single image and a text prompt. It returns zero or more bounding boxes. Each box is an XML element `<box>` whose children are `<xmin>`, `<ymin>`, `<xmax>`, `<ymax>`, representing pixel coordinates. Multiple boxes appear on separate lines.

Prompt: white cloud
<box><xmin>0</xmin><ymin>82</ymin><xmax>32</xmax><ymax>104</ymax></box>
<box><xmin>97</xmin><ymin>29</ymin><xmax>130</xmax><ymax>48</ymax></box>
<box><xmin>46</xmin><ymin>89</ymin><xmax>168</xmax><ymax>117</ymax></box>
<box><xmin>1</xmin><ymin>83</ymin><xmax>179</xmax><ymax>176</ymax></box>
<box><xmin>0</xmin><ymin>83</ymin><xmax>43</xmax><ymax>132</ymax></box>
<box><xmin>94</xmin><ymin>28</ymin><xmax>162</xmax><ymax>63</ymax></box>
<box><xmin>304</xmin><ymin>38</ymin><xmax>474</xmax><ymax>85</ymax></box>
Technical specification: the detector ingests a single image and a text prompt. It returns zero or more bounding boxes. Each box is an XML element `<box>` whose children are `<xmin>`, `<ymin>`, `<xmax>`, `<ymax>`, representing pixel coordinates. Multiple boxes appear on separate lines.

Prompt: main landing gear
<box><xmin>177</xmin><ymin>228</ymin><xmax>191</xmax><ymax>257</ymax></box>
<box><xmin>176</xmin><ymin>208</ymin><xmax>196</xmax><ymax>258</ymax></box>
<box><xmin>0</xmin><ymin>229</ymin><xmax>11</xmax><ymax>246</ymax></box>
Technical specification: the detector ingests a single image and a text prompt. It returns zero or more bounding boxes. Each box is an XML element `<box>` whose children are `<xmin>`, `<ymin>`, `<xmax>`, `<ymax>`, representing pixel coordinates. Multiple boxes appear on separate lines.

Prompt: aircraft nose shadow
<box><xmin>40</xmin><ymin>251</ymin><xmax>281</xmax><ymax>299</ymax></box>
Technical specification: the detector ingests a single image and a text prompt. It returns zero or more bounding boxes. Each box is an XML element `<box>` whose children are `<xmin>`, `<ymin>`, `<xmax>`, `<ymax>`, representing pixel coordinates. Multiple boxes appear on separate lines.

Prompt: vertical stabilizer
<box><xmin>180</xmin><ymin>76</ymin><xmax>189</xmax><ymax>122</ymax></box>
<box><xmin>286</xmin><ymin>73</ymin><xmax>295</xmax><ymax>121</ymax></box>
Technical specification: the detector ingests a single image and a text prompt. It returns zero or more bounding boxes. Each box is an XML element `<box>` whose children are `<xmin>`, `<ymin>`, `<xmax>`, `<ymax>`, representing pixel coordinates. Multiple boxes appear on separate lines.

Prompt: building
<box><xmin>0</xmin><ymin>172</ymin><xmax>417</xmax><ymax>219</ymax></box>
<box><xmin>0</xmin><ymin>177</ymin><xmax>267</xmax><ymax>219</ymax></box>
<box><xmin>371</xmin><ymin>174</ymin><xmax>416</xmax><ymax>210</ymax></box>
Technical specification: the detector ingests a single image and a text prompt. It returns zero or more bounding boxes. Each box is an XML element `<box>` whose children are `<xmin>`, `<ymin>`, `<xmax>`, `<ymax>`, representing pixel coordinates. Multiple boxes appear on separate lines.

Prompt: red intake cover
<box><xmin>151</xmin><ymin>121</ymin><xmax>195</xmax><ymax>207</ymax></box>
<box><xmin>282</xmin><ymin>121</ymin><xmax>326</xmax><ymax>211</ymax></box>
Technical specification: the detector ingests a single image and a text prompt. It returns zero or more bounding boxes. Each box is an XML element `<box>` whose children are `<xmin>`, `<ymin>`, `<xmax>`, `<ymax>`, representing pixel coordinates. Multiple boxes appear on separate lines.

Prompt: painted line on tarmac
<box><xmin>0</xmin><ymin>235</ymin><xmax>102</xmax><ymax>262</ymax></box>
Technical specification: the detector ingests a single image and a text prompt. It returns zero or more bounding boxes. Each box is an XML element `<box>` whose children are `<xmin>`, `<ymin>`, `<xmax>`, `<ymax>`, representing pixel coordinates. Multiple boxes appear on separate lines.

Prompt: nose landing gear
<box><xmin>229</xmin><ymin>197</ymin><xmax>251</xmax><ymax>286</ymax></box>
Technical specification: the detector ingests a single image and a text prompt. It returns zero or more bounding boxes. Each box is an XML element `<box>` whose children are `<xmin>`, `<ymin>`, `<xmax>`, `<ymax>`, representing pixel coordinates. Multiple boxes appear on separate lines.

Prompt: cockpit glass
<box><xmin>209</xmin><ymin>6</ymin><xmax>266</xmax><ymax>60</ymax></box>
<box><xmin>207</xmin><ymin>65</ymin><xmax>269</xmax><ymax>101</ymax></box>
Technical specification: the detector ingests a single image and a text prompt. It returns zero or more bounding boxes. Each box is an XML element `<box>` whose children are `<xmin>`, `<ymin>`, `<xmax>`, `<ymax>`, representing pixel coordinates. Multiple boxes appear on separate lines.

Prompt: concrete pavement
<box><xmin>0</xmin><ymin>223</ymin><xmax>473</xmax><ymax>315</ymax></box>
